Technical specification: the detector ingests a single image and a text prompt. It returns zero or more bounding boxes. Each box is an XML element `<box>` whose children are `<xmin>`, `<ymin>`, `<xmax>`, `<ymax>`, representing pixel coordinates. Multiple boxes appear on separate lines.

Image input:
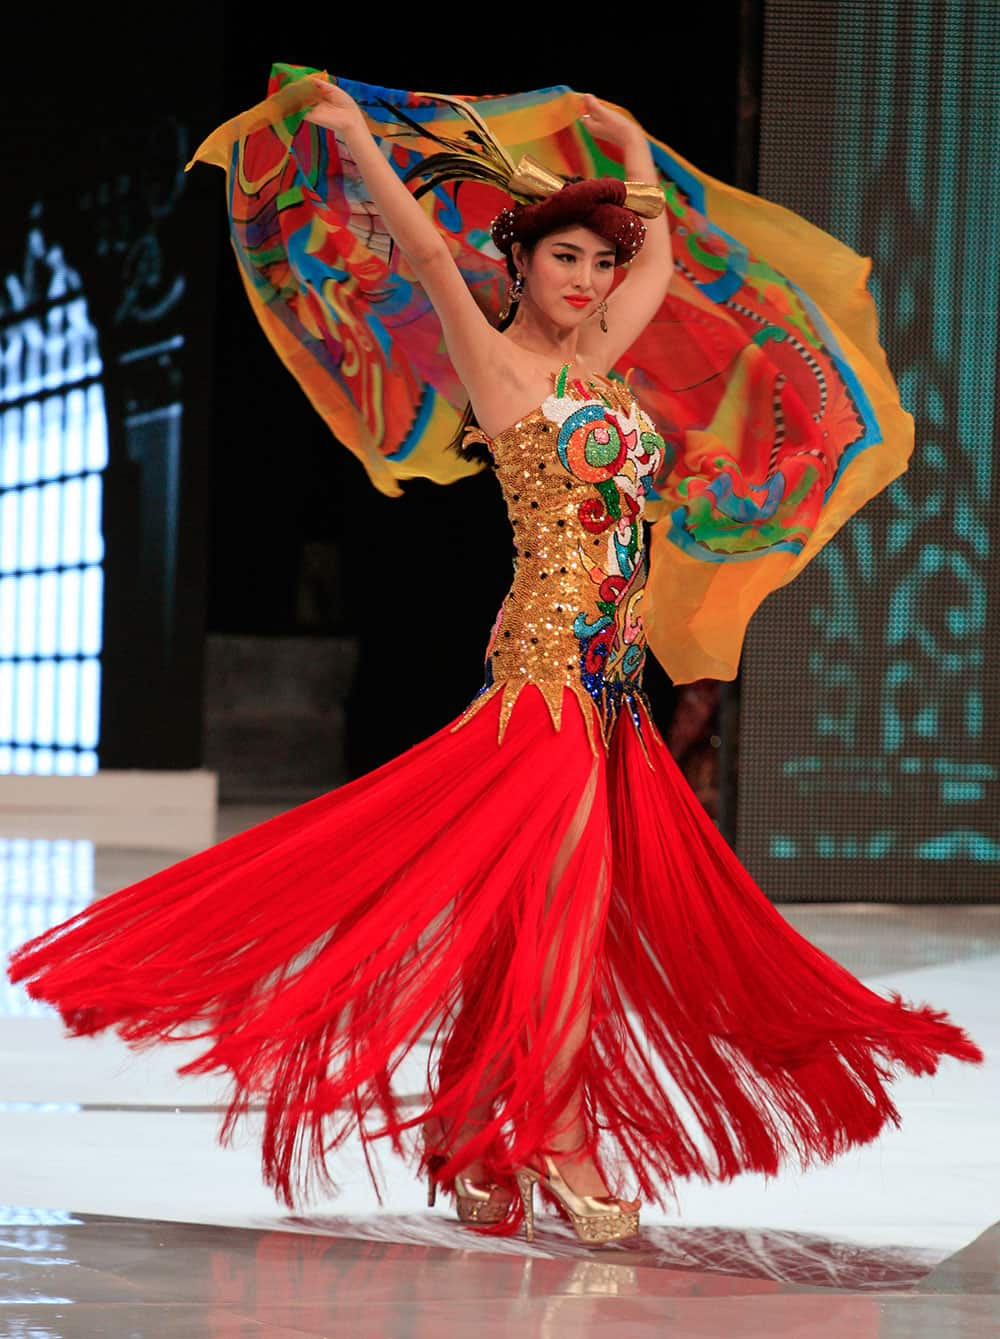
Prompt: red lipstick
<box><xmin>564</xmin><ymin>296</ymin><xmax>592</xmax><ymax>309</ymax></box>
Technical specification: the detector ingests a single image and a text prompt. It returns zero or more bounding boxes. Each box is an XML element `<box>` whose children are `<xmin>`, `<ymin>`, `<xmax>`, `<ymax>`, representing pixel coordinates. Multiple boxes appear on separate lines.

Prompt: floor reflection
<box><xmin>279</xmin><ymin>1212</ymin><xmax>943</xmax><ymax>1290</ymax></box>
<box><xmin>0</xmin><ymin>1209</ymin><xmax>996</xmax><ymax>1339</ymax></box>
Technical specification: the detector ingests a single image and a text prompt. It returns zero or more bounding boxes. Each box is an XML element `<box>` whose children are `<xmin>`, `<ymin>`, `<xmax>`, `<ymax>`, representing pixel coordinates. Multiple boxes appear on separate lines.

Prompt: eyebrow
<box><xmin>550</xmin><ymin>241</ymin><xmax>616</xmax><ymax>257</ymax></box>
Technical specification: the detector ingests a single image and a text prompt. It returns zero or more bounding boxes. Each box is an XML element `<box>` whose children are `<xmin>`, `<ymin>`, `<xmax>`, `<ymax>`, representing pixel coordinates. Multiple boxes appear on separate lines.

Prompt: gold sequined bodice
<box><xmin>455</xmin><ymin>367</ymin><xmax>666</xmax><ymax>751</ymax></box>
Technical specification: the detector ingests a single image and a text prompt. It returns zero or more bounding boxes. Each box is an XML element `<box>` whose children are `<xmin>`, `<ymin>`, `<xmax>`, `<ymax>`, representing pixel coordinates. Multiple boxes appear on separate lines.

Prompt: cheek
<box><xmin>531</xmin><ymin>258</ymin><xmax>564</xmax><ymax>294</ymax></box>
<box><xmin>596</xmin><ymin>268</ymin><xmax>616</xmax><ymax>296</ymax></box>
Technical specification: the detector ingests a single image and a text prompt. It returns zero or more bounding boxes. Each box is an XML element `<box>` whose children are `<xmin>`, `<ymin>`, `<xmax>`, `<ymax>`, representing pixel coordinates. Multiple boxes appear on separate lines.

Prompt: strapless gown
<box><xmin>8</xmin><ymin>366</ymin><xmax>983</xmax><ymax>1232</ymax></box>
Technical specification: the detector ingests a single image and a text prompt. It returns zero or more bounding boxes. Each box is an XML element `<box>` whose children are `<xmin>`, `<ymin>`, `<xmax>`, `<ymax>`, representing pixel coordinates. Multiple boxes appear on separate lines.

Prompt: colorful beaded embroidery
<box><xmin>454</xmin><ymin>368</ymin><xmax>665</xmax><ymax>757</ymax></box>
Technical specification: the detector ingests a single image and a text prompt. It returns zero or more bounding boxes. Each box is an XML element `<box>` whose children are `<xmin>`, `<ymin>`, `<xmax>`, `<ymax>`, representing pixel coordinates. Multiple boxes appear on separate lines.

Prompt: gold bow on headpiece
<box><xmin>508</xmin><ymin>153</ymin><xmax>665</xmax><ymax>219</ymax></box>
<box><xmin>395</xmin><ymin>92</ymin><xmax>665</xmax><ymax>219</ymax></box>
<box><xmin>507</xmin><ymin>154</ymin><xmax>569</xmax><ymax>200</ymax></box>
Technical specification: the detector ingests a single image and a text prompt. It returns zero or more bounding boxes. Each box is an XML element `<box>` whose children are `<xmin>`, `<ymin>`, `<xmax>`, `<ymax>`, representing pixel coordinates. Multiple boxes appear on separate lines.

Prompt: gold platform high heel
<box><xmin>516</xmin><ymin>1156</ymin><xmax>640</xmax><ymax>1245</ymax></box>
<box><xmin>425</xmin><ymin>1154</ymin><xmax>447</xmax><ymax>1207</ymax></box>
<box><xmin>426</xmin><ymin>1153</ymin><xmax>511</xmax><ymax>1225</ymax></box>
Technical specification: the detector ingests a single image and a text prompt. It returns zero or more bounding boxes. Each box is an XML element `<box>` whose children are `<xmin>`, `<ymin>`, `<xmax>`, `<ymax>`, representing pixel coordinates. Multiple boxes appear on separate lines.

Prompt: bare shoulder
<box><xmin>463</xmin><ymin>343</ymin><xmax>565</xmax><ymax>441</ymax></box>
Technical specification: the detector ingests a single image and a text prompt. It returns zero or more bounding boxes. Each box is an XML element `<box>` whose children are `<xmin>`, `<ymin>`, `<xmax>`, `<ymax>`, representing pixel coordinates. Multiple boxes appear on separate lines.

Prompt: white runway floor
<box><xmin>1</xmin><ymin>811</ymin><xmax>997</xmax><ymax>1336</ymax></box>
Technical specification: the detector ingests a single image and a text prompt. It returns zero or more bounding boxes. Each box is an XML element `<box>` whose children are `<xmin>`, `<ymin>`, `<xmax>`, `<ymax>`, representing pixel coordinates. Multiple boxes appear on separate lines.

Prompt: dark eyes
<box><xmin>555</xmin><ymin>253</ymin><xmax>613</xmax><ymax>269</ymax></box>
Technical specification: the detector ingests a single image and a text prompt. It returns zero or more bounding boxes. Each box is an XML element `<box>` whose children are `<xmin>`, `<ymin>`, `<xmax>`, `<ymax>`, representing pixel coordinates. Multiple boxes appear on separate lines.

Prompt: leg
<box><xmin>535</xmin><ymin>755</ymin><xmax>636</xmax><ymax>1206</ymax></box>
<box><xmin>428</xmin><ymin>753</ymin><xmax>606</xmax><ymax>1185</ymax></box>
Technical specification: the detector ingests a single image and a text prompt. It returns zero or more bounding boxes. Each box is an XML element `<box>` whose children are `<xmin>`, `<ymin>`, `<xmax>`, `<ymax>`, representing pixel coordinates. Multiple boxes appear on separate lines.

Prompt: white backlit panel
<box><xmin>0</xmin><ymin>268</ymin><xmax>106</xmax><ymax>777</ymax></box>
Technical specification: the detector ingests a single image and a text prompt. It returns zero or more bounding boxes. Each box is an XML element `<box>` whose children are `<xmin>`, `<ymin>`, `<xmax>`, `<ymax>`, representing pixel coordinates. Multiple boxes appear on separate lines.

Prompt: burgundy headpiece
<box><xmin>490</xmin><ymin>178</ymin><xmax>647</xmax><ymax>266</ymax></box>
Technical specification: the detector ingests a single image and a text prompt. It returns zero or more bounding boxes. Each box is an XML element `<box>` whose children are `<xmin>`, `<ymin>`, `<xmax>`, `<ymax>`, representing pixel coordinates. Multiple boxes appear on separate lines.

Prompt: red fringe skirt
<box><xmin>7</xmin><ymin>686</ymin><xmax>984</xmax><ymax>1233</ymax></box>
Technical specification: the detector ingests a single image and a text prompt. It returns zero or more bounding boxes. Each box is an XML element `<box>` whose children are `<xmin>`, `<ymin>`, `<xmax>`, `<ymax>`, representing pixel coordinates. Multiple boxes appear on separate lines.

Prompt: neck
<box><xmin>504</xmin><ymin>302</ymin><xmax>580</xmax><ymax>366</ymax></box>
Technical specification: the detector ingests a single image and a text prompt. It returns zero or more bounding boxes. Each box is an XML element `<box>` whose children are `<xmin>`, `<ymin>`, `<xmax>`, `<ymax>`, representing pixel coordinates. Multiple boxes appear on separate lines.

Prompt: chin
<box><xmin>546</xmin><ymin>305</ymin><xmax>588</xmax><ymax>330</ymax></box>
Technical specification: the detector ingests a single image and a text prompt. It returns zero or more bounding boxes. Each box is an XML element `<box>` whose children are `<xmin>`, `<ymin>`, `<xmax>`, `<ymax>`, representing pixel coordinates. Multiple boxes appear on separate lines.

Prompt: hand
<box><xmin>302</xmin><ymin>76</ymin><xmax>367</xmax><ymax>138</ymax></box>
<box><xmin>579</xmin><ymin>93</ymin><xmax>644</xmax><ymax>150</ymax></box>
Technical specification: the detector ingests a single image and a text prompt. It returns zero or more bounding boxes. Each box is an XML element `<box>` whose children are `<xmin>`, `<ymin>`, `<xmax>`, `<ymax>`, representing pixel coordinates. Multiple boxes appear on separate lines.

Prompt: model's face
<box><xmin>515</xmin><ymin>226</ymin><xmax>616</xmax><ymax>327</ymax></box>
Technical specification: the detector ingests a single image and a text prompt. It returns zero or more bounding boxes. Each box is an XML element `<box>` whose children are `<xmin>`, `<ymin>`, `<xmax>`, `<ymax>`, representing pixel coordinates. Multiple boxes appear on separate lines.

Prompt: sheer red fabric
<box><xmin>8</xmin><ymin>688</ymin><xmax>983</xmax><ymax>1233</ymax></box>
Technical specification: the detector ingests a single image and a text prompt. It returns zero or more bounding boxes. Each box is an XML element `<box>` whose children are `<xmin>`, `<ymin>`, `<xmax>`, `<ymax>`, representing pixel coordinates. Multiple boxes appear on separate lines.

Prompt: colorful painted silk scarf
<box><xmin>189</xmin><ymin>64</ymin><xmax>913</xmax><ymax>684</ymax></box>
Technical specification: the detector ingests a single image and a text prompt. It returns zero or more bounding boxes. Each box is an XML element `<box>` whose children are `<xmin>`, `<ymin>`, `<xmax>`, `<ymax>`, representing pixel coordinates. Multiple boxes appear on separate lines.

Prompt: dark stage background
<box><xmin>1</xmin><ymin>4</ymin><xmax>751</xmax><ymax>800</ymax></box>
<box><xmin>2</xmin><ymin>3</ymin><xmax>996</xmax><ymax>903</ymax></box>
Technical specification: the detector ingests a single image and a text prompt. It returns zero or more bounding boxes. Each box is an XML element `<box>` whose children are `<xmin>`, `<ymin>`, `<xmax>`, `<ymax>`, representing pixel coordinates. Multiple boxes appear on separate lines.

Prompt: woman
<box><xmin>8</xmin><ymin>69</ymin><xmax>984</xmax><ymax>1247</ymax></box>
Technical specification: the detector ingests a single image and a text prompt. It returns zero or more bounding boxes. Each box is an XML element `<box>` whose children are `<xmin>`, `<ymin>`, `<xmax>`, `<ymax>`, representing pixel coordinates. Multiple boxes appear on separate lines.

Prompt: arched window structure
<box><xmin>0</xmin><ymin>226</ymin><xmax>106</xmax><ymax>777</ymax></box>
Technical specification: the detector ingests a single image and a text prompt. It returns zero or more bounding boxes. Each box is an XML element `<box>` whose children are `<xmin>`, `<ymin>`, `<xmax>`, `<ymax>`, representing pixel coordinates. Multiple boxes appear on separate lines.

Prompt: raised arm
<box><xmin>304</xmin><ymin>78</ymin><xmax>509</xmax><ymax>397</ymax></box>
<box><xmin>575</xmin><ymin>95</ymin><xmax>673</xmax><ymax>371</ymax></box>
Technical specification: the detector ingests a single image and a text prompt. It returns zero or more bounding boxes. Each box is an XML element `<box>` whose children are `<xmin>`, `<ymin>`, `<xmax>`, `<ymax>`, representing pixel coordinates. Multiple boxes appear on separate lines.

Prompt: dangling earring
<box><xmin>598</xmin><ymin>299</ymin><xmax>609</xmax><ymax>334</ymax></box>
<box><xmin>498</xmin><ymin>273</ymin><xmax>524</xmax><ymax>322</ymax></box>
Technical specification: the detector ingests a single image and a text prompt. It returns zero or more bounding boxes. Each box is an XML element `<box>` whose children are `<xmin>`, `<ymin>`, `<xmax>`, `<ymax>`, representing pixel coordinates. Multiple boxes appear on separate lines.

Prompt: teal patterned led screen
<box><xmin>737</xmin><ymin>0</ymin><xmax>998</xmax><ymax>901</ymax></box>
